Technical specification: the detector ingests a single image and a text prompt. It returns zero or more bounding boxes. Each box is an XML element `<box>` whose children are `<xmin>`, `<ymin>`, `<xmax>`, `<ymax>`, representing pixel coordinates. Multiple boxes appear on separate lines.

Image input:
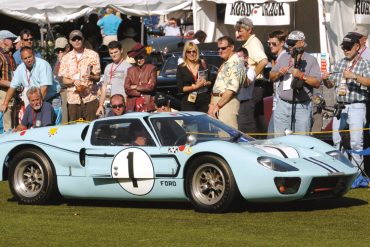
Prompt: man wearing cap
<box><xmin>13</xmin><ymin>29</ymin><xmax>41</xmax><ymax>66</ymax></box>
<box><xmin>96</xmin><ymin>41</ymin><xmax>131</xmax><ymax>117</ymax></box>
<box><xmin>322</xmin><ymin>33</ymin><xmax>370</xmax><ymax>168</ymax></box>
<box><xmin>269</xmin><ymin>30</ymin><xmax>321</xmax><ymax>136</ymax></box>
<box><xmin>53</xmin><ymin>37</ymin><xmax>70</xmax><ymax>124</ymax></box>
<box><xmin>0</xmin><ymin>46</ymin><xmax>57</xmax><ymax>119</ymax></box>
<box><xmin>0</xmin><ymin>30</ymin><xmax>17</xmax><ymax>132</ymax></box>
<box><xmin>58</xmin><ymin>30</ymin><xmax>101</xmax><ymax>121</ymax></box>
<box><xmin>234</xmin><ymin>17</ymin><xmax>268</xmax><ymax>134</ymax></box>
<box><xmin>97</xmin><ymin>7</ymin><xmax>122</xmax><ymax>46</ymax></box>
<box><xmin>352</xmin><ymin>25</ymin><xmax>370</xmax><ymax>61</ymax></box>
<box><xmin>124</xmin><ymin>43</ymin><xmax>157</xmax><ymax>112</ymax></box>
<box><xmin>208</xmin><ymin>36</ymin><xmax>246</xmax><ymax>129</ymax></box>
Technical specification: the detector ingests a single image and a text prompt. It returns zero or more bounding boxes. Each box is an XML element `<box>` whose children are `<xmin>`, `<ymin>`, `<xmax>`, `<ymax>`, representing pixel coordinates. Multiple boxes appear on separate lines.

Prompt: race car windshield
<box><xmin>150</xmin><ymin>114</ymin><xmax>254</xmax><ymax>146</ymax></box>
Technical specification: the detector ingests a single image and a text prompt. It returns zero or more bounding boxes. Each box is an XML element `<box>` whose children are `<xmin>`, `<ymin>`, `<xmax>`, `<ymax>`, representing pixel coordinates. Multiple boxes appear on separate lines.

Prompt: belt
<box><xmin>239</xmin><ymin>99</ymin><xmax>252</xmax><ymax>103</ymax></box>
<box><xmin>212</xmin><ymin>92</ymin><xmax>223</xmax><ymax>97</ymax></box>
<box><xmin>337</xmin><ymin>101</ymin><xmax>366</xmax><ymax>105</ymax></box>
<box><xmin>280</xmin><ymin>98</ymin><xmax>310</xmax><ymax>104</ymax></box>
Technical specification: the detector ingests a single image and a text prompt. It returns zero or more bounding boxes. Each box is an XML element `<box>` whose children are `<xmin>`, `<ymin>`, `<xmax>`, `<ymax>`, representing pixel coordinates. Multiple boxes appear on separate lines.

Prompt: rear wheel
<box><xmin>9</xmin><ymin>148</ymin><xmax>59</xmax><ymax>204</ymax></box>
<box><xmin>185</xmin><ymin>155</ymin><xmax>239</xmax><ymax>213</ymax></box>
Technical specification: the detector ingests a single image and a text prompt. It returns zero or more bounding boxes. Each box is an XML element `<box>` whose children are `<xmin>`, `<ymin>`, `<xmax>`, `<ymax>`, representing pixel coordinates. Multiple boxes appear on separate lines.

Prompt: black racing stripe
<box><xmin>264</xmin><ymin>145</ymin><xmax>288</xmax><ymax>158</ymax></box>
<box><xmin>4</xmin><ymin>140</ymin><xmax>79</xmax><ymax>154</ymax></box>
<box><xmin>303</xmin><ymin>157</ymin><xmax>334</xmax><ymax>173</ymax></box>
<box><xmin>309</xmin><ymin>157</ymin><xmax>340</xmax><ymax>173</ymax></box>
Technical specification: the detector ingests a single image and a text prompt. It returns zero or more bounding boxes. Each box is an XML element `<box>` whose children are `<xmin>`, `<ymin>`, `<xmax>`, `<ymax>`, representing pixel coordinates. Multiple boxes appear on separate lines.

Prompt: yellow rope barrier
<box><xmin>61</xmin><ymin>118</ymin><xmax>90</xmax><ymax>125</ymax></box>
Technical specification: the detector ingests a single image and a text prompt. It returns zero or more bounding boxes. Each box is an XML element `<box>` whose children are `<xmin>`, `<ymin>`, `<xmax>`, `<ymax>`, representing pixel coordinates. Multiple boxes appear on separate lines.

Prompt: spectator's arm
<box><xmin>137</xmin><ymin>67</ymin><xmax>157</xmax><ymax>92</ymax></box>
<box><xmin>254</xmin><ymin>58</ymin><xmax>268</xmax><ymax>77</ymax></box>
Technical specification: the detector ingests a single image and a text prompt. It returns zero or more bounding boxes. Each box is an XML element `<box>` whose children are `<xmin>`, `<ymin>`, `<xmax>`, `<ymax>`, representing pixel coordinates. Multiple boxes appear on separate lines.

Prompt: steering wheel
<box><xmin>174</xmin><ymin>133</ymin><xmax>187</xmax><ymax>146</ymax></box>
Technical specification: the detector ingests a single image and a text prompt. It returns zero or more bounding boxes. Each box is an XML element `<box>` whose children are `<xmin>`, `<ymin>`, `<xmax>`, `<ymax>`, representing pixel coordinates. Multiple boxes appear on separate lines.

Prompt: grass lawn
<box><xmin>1</xmin><ymin>181</ymin><xmax>370</xmax><ymax>246</ymax></box>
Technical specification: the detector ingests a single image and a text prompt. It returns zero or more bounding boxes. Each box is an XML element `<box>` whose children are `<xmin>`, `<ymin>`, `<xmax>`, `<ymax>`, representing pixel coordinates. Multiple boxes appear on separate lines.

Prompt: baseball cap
<box><xmin>154</xmin><ymin>93</ymin><xmax>170</xmax><ymax>107</ymax></box>
<box><xmin>353</xmin><ymin>25</ymin><xmax>368</xmax><ymax>37</ymax></box>
<box><xmin>287</xmin><ymin>30</ymin><xmax>305</xmax><ymax>41</ymax></box>
<box><xmin>54</xmin><ymin>37</ymin><xmax>68</xmax><ymax>49</ymax></box>
<box><xmin>285</xmin><ymin>30</ymin><xmax>306</xmax><ymax>48</ymax></box>
<box><xmin>13</xmin><ymin>36</ymin><xmax>20</xmax><ymax>44</ymax></box>
<box><xmin>341</xmin><ymin>32</ymin><xmax>360</xmax><ymax>45</ymax></box>
<box><xmin>0</xmin><ymin>30</ymin><xmax>17</xmax><ymax>40</ymax></box>
<box><xmin>69</xmin><ymin>30</ymin><xmax>84</xmax><ymax>40</ymax></box>
<box><xmin>235</xmin><ymin>17</ymin><xmax>253</xmax><ymax>30</ymax></box>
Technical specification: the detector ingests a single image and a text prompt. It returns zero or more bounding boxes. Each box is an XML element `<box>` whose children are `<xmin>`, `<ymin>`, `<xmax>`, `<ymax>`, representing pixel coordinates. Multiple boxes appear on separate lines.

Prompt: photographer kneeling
<box><xmin>269</xmin><ymin>30</ymin><xmax>321</xmax><ymax>137</ymax></box>
<box><xmin>322</xmin><ymin>33</ymin><xmax>370</xmax><ymax>169</ymax></box>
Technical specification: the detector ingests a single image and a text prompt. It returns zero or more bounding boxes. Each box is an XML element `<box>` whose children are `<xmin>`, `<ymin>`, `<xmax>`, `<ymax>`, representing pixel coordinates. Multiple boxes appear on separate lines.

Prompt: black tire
<box><xmin>185</xmin><ymin>155</ymin><xmax>239</xmax><ymax>213</ymax></box>
<box><xmin>8</xmin><ymin>148</ymin><xmax>59</xmax><ymax>204</ymax></box>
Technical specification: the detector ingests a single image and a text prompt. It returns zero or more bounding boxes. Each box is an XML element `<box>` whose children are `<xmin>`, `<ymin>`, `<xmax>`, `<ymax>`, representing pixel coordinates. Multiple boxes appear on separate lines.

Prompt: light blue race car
<box><xmin>0</xmin><ymin>112</ymin><xmax>358</xmax><ymax>213</ymax></box>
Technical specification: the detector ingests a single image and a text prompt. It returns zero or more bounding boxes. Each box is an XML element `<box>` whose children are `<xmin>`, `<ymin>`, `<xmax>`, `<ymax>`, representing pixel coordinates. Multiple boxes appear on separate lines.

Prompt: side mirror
<box><xmin>187</xmin><ymin>134</ymin><xmax>197</xmax><ymax>146</ymax></box>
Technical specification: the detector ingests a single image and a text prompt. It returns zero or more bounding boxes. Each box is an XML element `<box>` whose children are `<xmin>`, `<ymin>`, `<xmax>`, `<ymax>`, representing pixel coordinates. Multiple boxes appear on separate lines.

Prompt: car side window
<box><xmin>91</xmin><ymin>119</ymin><xmax>155</xmax><ymax>146</ymax></box>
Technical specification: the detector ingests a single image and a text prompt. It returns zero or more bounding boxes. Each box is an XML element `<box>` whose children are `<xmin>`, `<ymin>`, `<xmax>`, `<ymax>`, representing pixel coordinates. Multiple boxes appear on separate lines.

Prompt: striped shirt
<box><xmin>0</xmin><ymin>48</ymin><xmax>16</xmax><ymax>83</ymax></box>
<box><xmin>329</xmin><ymin>55</ymin><xmax>370</xmax><ymax>103</ymax></box>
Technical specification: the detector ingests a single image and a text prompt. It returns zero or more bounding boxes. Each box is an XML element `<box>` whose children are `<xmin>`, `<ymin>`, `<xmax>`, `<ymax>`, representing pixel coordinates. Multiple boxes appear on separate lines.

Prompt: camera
<box><xmin>333</xmin><ymin>103</ymin><xmax>345</xmax><ymax>120</ymax></box>
<box><xmin>290</xmin><ymin>48</ymin><xmax>305</xmax><ymax>91</ymax></box>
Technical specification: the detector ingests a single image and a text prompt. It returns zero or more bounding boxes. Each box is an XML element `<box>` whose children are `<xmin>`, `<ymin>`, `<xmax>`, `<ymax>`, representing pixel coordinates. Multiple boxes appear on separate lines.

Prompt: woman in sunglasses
<box><xmin>124</xmin><ymin>43</ymin><xmax>157</xmax><ymax>112</ymax></box>
<box><xmin>176</xmin><ymin>41</ymin><xmax>211</xmax><ymax>112</ymax></box>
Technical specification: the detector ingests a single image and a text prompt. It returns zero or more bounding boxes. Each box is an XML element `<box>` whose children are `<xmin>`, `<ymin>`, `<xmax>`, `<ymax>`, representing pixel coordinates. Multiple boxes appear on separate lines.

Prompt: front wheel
<box><xmin>9</xmin><ymin>148</ymin><xmax>59</xmax><ymax>204</ymax></box>
<box><xmin>185</xmin><ymin>155</ymin><xmax>239</xmax><ymax>213</ymax></box>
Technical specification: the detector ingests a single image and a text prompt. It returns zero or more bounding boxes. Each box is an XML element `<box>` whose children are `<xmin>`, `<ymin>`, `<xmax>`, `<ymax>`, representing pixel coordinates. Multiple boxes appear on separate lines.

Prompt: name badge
<box><xmin>283</xmin><ymin>74</ymin><xmax>292</xmax><ymax>91</ymax></box>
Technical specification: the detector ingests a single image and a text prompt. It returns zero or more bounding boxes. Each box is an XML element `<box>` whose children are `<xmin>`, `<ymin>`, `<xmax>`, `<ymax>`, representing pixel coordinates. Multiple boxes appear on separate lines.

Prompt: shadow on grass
<box><xmin>65</xmin><ymin>199</ymin><xmax>194</xmax><ymax>211</ymax></box>
<box><xmin>241</xmin><ymin>195</ymin><xmax>368</xmax><ymax>213</ymax></box>
<box><xmin>6</xmin><ymin>193</ymin><xmax>367</xmax><ymax>213</ymax></box>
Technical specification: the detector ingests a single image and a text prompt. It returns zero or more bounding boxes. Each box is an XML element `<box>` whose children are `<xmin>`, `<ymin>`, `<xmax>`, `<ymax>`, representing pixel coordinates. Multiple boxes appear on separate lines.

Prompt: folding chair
<box><xmin>347</xmin><ymin>148</ymin><xmax>370</xmax><ymax>188</ymax></box>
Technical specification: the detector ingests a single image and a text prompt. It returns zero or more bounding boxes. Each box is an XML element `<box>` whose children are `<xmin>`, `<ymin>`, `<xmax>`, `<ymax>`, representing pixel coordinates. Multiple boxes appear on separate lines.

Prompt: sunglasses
<box><xmin>186</xmin><ymin>50</ymin><xmax>197</xmax><ymax>54</ymax></box>
<box><xmin>22</xmin><ymin>38</ymin><xmax>33</xmax><ymax>42</ymax></box>
<box><xmin>341</xmin><ymin>42</ymin><xmax>355</xmax><ymax>52</ymax></box>
<box><xmin>286</xmin><ymin>39</ymin><xmax>298</xmax><ymax>47</ymax></box>
<box><xmin>71</xmin><ymin>37</ymin><xmax>82</xmax><ymax>42</ymax></box>
<box><xmin>218</xmin><ymin>46</ymin><xmax>229</xmax><ymax>51</ymax></box>
<box><xmin>267</xmin><ymin>41</ymin><xmax>277</xmax><ymax>47</ymax></box>
<box><xmin>111</xmin><ymin>104</ymin><xmax>124</xmax><ymax>109</ymax></box>
<box><xmin>55</xmin><ymin>48</ymin><xmax>65</xmax><ymax>53</ymax></box>
<box><xmin>135</xmin><ymin>55</ymin><xmax>145</xmax><ymax>60</ymax></box>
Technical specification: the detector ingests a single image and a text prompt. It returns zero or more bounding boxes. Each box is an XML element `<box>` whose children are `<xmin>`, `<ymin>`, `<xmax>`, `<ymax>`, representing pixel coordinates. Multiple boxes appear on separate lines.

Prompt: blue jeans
<box><xmin>273</xmin><ymin>98</ymin><xmax>312</xmax><ymax>137</ymax></box>
<box><xmin>332</xmin><ymin>103</ymin><xmax>366</xmax><ymax>169</ymax></box>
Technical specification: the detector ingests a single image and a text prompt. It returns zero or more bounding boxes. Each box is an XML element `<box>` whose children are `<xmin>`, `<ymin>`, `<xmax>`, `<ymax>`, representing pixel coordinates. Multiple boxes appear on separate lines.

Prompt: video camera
<box><xmin>333</xmin><ymin>102</ymin><xmax>345</xmax><ymax>120</ymax></box>
<box><xmin>290</xmin><ymin>48</ymin><xmax>305</xmax><ymax>91</ymax></box>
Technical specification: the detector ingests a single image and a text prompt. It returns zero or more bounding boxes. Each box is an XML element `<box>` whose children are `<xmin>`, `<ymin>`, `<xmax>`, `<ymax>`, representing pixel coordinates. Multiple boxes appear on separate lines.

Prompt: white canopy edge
<box><xmin>0</xmin><ymin>0</ymin><xmax>192</xmax><ymax>24</ymax></box>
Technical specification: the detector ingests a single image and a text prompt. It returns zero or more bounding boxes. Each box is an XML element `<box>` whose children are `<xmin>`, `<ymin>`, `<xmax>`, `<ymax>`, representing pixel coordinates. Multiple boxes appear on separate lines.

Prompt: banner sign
<box><xmin>354</xmin><ymin>0</ymin><xmax>370</xmax><ymax>24</ymax></box>
<box><xmin>224</xmin><ymin>1</ymin><xmax>290</xmax><ymax>26</ymax></box>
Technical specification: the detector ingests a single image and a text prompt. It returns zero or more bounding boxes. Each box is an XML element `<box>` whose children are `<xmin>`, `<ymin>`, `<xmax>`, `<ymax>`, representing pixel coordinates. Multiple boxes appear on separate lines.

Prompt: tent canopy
<box><xmin>0</xmin><ymin>0</ymin><xmax>192</xmax><ymax>24</ymax></box>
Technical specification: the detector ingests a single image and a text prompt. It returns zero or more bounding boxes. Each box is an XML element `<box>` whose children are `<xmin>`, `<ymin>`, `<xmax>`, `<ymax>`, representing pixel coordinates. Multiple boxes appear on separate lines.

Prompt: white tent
<box><xmin>0</xmin><ymin>0</ymin><xmax>192</xmax><ymax>24</ymax></box>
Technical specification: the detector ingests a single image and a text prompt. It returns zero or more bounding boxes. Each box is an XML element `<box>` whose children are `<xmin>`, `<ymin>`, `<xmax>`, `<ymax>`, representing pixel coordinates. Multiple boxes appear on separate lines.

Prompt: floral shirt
<box><xmin>213</xmin><ymin>53</ymin><xmax>245</xmax><ymax>94</ymax></box>
<box><xmin>58</xmin><ymin>48</ymin><xmax>101</xmax><ymax>104</ymax></box>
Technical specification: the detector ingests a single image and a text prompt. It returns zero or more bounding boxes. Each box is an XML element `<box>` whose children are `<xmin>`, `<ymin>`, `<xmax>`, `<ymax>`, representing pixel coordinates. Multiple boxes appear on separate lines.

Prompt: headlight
<box><xmin>257</xmin><ymin>156</ymin><xmax>299</xmax><ymax>172</ymax></box>
<box><xmin>326</xmin><ymin>150</ymin><xmax>354</xmax><ymax>168</ymax></box>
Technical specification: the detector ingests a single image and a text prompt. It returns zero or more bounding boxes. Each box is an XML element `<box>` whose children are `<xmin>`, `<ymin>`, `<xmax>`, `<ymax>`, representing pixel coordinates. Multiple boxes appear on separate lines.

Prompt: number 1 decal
<box><xmin>112</xmin><ymin>147</ymin><xmax>154</xmax><ymax>195</ymax></box>
<box><xmin>127</xmin><ymin>151</ymin><xmax>138</xmax><ymax>188</ymax></box>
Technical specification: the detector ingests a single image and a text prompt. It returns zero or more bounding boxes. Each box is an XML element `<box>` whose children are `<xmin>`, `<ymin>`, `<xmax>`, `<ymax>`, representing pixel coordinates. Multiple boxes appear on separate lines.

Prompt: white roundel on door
<box><xmin>111</xmin><ymin>147</ymin><xmax>154</xmax><ymax>195</ymax></box>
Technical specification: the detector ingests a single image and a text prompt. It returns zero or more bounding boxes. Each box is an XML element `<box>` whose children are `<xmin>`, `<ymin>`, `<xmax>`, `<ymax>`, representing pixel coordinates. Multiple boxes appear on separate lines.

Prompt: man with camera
<box><xmin>269</xmin><ymin>30</ymin><xmax>321</xmax><ymax>136</ymax></box>
<box><xmin>322</xmin><ymin>33</ymin><xmax>370</xmax><ymax>169</ymax></box>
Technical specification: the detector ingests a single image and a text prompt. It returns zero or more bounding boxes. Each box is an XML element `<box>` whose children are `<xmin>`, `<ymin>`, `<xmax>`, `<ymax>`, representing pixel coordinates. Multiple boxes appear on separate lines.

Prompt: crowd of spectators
<box><xmin>0</xmin><ymin>15</ymin><xmax>370</xmax><ymax>169</ymax></box>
